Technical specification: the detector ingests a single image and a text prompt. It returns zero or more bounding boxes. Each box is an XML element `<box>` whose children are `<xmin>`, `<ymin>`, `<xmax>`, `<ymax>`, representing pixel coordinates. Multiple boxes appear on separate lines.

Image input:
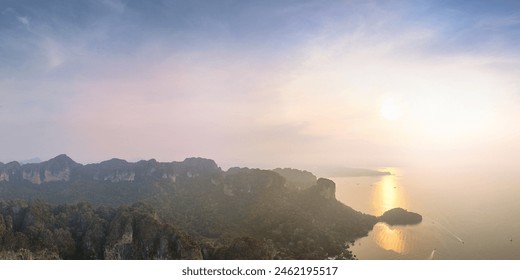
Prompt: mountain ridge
<box><xmin>0</xmin><ymin>154</ymin><xmax>220</xmax><ymax>185</ymax></box>
<box><xmin>0</xmin><ymin>154</ymin><xmax>421</xmax><ymax>259</ymax></box>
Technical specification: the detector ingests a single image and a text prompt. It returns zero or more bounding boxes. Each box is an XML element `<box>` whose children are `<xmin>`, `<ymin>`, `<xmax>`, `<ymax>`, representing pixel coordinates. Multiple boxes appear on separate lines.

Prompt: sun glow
<box><xmin>380</xmin><ymin>98</ymin><xmax>402</xmax><ymax>121</ymax></box>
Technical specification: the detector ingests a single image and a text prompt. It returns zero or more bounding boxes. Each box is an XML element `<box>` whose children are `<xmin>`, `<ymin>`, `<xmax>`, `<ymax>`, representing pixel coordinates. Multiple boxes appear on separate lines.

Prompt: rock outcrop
<box><xmin>222</xmin><ymin>168</ymin><xmax>285</xmax><ymax>197</ymax></box>
<box><xmin>313</xmin><ymin>178</ymin><xmax>336</xmax><ymax>200</ymax></box>
<box><xmin>378</xmin><ymin>208</ymin><xmax>422</xmax><ymax>225</ymax></box>
<box><xmin>0</xmin><ymin>155</ymin><xmax>78</xmax><ymax>185</ymax></box>
<box><xmin>0</xmin><ymin>162</ymin><xmax>21</xmax><ymax>182</ymax></box>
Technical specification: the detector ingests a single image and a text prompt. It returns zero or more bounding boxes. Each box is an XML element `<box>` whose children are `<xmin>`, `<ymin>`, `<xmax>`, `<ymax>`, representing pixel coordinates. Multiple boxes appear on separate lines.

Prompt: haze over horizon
<box><xmin>2</xmin><ymin>0</ymin><xmax>520</xmax><ymax>172</ymax></box>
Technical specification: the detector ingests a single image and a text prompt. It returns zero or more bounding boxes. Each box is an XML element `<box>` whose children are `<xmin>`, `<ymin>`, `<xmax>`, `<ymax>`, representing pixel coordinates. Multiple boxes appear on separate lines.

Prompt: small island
<box><xmin>378</xmin><ymin>208</ymin><xmax>422</xmax><ymax>226</ymax></box>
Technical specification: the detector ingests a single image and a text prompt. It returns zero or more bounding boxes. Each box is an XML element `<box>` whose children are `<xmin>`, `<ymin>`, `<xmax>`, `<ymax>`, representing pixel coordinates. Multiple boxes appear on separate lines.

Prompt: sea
<box><xmin>332</xmin><ymin>168</ymin><xmax>520</xmax><ymax>260</ymax></box>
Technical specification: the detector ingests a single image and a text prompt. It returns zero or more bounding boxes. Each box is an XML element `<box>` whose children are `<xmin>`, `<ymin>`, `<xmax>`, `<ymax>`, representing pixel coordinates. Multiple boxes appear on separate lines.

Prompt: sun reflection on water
<box><xmin>371</xmin><ymin>168</ymin><xmax>408</xmax><ymax>254</ymax></box>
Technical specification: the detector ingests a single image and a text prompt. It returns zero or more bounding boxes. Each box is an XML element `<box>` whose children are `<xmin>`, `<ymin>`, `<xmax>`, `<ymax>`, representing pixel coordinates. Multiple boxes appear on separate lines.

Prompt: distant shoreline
<box><xmin>320</xmin><ymin>168</ymin><xmax>391</xmax><ymax>178</ymax></box>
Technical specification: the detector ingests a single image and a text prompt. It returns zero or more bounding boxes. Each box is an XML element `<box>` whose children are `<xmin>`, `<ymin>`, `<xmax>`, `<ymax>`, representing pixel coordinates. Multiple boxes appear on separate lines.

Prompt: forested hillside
<box><xmin>0</xmin><ymin>155</ymin><xmax>382</xmax><ymax>259</ymax></box>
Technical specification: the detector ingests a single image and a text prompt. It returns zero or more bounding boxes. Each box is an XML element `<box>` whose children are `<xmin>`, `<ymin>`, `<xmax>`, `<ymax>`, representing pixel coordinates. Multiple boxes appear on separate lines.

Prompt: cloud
<box><xmin>477</xmin><ymin>15</ymin><xmax>520</xmax><ymax>29</ymax></box>
<box><xmin>264</xmin><ymin>12</ymin><xmax>520</xmax><ymax>167</ymax></box>
<box><xmin>2</xmin><ymin>0</ymin><xmax>520</xmax><ymax>169</ymax></box>
<box><xmin>58</xmin><ymin>46</ymin><xmax>295</xmax><ymax>163</ymax></box>
<box><xmin>99</xmin><ymin>0</ymin><xmax>126</xmax><ymax>14</ymax></box>
<box><xmin>17</xmin><ymin>16</ymin><xmax>30</xmax><ymax>29</ymax></box>
<box><xmin>41</xmin><ymin>38</ymin><xmax>66</xmax><ymax>69</ymax></box>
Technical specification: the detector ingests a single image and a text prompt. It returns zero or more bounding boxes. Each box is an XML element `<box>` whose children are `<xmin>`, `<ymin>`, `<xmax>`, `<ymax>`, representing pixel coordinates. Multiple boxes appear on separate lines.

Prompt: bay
<box><xmin>332</xmin><ymin>168</ymin><xmax>520</xmax><ymax>259</ymax></box>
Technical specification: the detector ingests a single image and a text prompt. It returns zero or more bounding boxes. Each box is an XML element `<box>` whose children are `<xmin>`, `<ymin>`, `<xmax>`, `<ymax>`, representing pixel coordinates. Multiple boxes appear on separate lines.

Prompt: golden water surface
<box><xmin>370</xmin><ymin>168</ymin><xmax>408</xmax><ymax>254</ymax></box>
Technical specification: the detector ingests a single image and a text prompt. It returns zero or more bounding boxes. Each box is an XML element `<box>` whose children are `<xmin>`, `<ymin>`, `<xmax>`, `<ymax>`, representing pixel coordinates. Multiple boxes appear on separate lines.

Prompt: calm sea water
<box><xmin>332</xmin><ymin>168</ymin><xmax>520</xmax><ymax>259</ymax></box>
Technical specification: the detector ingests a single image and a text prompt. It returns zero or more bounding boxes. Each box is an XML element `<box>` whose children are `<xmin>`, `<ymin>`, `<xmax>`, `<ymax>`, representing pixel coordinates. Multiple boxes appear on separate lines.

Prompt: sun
<box><xmin>380</xmin><ymin>99</ymin><xmax>402</xmax><ymax>121</ymax></box>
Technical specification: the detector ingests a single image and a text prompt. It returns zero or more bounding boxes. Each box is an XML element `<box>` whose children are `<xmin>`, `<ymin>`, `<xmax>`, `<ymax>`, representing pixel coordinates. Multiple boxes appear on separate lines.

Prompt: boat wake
<box><xmin>428</xmin><ymin>249</ymin><xmax>436</xmax><ymax>260</ymax></box>
<box><xmin>434</xmin><ymin>221</ymin><xmax>464</xmax><ymax>244</ymax></box>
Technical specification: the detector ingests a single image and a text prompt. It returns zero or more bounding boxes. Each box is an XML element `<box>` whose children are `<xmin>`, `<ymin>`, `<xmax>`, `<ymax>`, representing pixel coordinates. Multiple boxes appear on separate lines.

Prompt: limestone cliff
<box><xmin>0</xmin><ymin>155</ymin><xmax>221</xmax><ymax>185</ymax></box>
<box><xmin>221</xmin><ymin>167</ymin><xmax>285</xmax><ymax>197</ymax></box>
<box><xmin>313</xmin><ymin>178</ymin><xmax>336</xmax><ymax>200</ymax></box>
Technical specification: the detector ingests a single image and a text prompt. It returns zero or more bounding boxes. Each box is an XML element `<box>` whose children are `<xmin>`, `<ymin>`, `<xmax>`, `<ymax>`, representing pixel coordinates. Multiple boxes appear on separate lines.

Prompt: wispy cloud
<box><xmin>2</xmin><ymin>1</ymin><xmax>520</xmax><ymax>168</ymax></box>
<box><xmin>17</xmin><ymin>16</ymin><xmax>30</xmax><ymax>29</ymax></box>
<box><xmin>477</xmin><ymin>15</ymin><xmax>520</xmax><ymax>28</ymax></box>
<box><xmin>99</xmin><ymin>0</ymin><xmax>126</xmax><ymax>14</ymax></box>
<box><xmin>41</xmin><ymin>38</ymin><xmax>66</xmax><ymax>69</ymax></box>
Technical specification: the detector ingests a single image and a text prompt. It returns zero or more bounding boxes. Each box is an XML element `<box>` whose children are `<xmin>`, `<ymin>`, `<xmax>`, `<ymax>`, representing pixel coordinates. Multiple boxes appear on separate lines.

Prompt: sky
<box><xmin>1</xmin><ymin>0</ymin><xmax>520</xmax><ymax>171</ymax></box>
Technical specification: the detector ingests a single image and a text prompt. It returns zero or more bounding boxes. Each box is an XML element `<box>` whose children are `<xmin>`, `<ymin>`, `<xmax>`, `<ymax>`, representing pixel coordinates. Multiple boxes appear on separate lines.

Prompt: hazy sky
<box><xmin>1</xmin><ymin>0</ymin><xmax>520</xmax><ymax>170</ymax></box>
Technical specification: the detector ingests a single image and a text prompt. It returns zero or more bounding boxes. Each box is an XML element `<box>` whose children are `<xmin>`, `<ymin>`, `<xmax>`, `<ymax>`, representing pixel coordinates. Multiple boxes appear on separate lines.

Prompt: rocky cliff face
<box><xmin>0</xmin><ymin>162</ymin><xmax>21</xmax><ymax>182</ymax></box>
<box><xmin>0</xmin><ymin>155</ymin><xmax>77</xmax><ymax>185</ymax></box>
<box><xmin>221</xmin><ymin>168</ymin><xmax>286</xmax><ymax>197</ymax></box>
<box><xmin>314</xmin><ymin>178</ymin><xmax>336</xmax><ymax>200</ymax></box>
<box><xmin>22</xmin><ymin>170</ymin><xmax>41</xmax><ymax>184</ymax></box>
<box><xmin>43</xmin><ymin>168</ymin><xmax>71</xmax><ymax>183</ymax></box>
<box><xmin>103</xmin><ymin>208</ymin><xmax>202</xmax><ymax>260</ymax></box>
<box><xmin>0</xmin><ymin>172</ymin><xmax>8</xmax><ymax>182</ymax></box>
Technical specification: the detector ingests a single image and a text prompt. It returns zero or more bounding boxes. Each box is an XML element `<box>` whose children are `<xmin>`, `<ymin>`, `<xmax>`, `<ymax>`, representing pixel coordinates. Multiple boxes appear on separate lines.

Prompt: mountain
<box><xmin>0</xmin><ymin>154</ymin><xmax>79</xmax><ymax>184</ymax></box>
<box><xmin>0</xmin><ymin>155</ymin><xmax>419</xmax><ymax>259</ymax></box>
<box><xmin>19</xmin><ymin>157</ymin><xmax>42</xmax><ymax>165</ymax></box>
<box><xmin>272</xmin><ymin>168</ymin><xmax>317</xmax><ymax>190</ymax></box>
<box><xmin>0</xmin><ymin>155</ymin><xmax>219</xmax><ymax>186</ymax></box>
